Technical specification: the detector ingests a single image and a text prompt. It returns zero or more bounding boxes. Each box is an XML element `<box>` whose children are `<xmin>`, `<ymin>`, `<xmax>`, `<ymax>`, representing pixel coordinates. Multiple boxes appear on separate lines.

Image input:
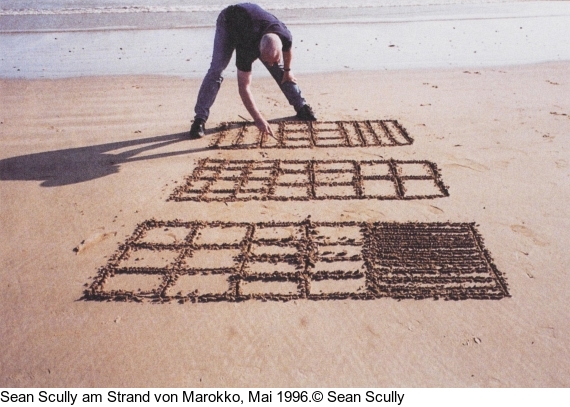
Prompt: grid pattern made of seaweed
<box><xmin>169</xmin><ymin>159</ymin><xmax>449</xmax><ymax>202</ymax></box>
<box><xmin>84</xmin><ymin>219</ymin><xmax>509</xmax><ymax>303</ymax></box>
<box><xmin>209</xmin><ymin>120</ymin><xmax>413</xmax><ymax>149</ymax></box>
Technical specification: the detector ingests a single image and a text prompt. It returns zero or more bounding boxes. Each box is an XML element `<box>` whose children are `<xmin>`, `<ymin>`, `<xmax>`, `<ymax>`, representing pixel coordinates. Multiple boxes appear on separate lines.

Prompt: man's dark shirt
<box><xmin>225</xmin><ymin>3</ymin><xmax>293</xmax><ymax>72</ymax></box>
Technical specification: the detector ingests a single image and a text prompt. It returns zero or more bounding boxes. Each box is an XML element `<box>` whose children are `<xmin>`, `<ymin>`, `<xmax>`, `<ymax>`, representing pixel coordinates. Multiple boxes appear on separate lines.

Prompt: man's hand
<box><xmin>237</xmin><ymin>70</ymin><xmax>277</xmax><ymax>139</ymax></box>
<box><xmin>254</xmin><ymin>117</ymin><xmax>275</xmax><ymax>138</ymax></box>
<box><xmin>281</xmin><ymin>70</ymin><xmax>297</xmax><ymax>84</ymax></box>
<box><xmin>281</xmin><ymin>50</ymin><xmax>296</xmax><ymax>84</ymax></box>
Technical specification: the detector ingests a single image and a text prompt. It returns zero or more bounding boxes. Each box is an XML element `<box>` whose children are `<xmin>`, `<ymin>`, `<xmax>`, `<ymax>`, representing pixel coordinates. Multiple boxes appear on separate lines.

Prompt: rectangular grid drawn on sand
<box><xmin>209</xmin><ymin>120</ymin><xmax>413</xmax><ymax>149</ymax></box>
<box><xmin>84</xmin><ymin>220</ymin><xmax>509</xmax><ymax>303</ymax></box>
<box><xmin>169</xmin><ymin>159</ymin><xmax>449</xmax><ymax>202</ymax></box>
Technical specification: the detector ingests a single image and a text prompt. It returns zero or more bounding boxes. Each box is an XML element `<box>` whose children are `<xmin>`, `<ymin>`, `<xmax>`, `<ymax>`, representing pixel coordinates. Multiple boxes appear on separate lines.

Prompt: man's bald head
<box><xmin>259</xmin><ymin>33</ymin><xmax>282</xmax><ymax>66</ymax></box>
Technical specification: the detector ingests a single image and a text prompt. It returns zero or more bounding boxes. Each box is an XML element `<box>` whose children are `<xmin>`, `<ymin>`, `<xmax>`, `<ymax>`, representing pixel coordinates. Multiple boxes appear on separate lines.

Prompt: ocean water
<box><xmin>1</xmin><ymin>1</ymin><xmax>569</xmax><ymax>78</ymax></box>
<box><xmin>0</xmin><ymin>0</ymin><xmax>551</xmax><ymax>31</ymax></box>
<box><xmin>0</xmin><ymin>0</ymin><xmax>544</xmax><ymax>15</ymax></box>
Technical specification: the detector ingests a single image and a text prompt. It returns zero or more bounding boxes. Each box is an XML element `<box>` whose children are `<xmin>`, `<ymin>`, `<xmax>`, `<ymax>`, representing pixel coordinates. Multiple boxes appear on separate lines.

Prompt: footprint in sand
<box><xmin>73</xmin><ymin>231</ymin><xmax>117</xmax><ymax>254</ymax></box>
<box><xmin>444</xmin><ymin>155</ymin><xmax>490</xmax><ymax>172</ymax></box>
<box><xmin>555</xmin><ymin>159</ymin><xmax>568</xmax><ymax>169</ymax></box>
<box><xmin>510</xmin><ymin>225</ymin><xmax>549</xmax><ymax>247</ymax></box>
<box><xmin>427</xmin><ymin>205</ymin><xmax>444</xmax><ymax>214</ymax></box>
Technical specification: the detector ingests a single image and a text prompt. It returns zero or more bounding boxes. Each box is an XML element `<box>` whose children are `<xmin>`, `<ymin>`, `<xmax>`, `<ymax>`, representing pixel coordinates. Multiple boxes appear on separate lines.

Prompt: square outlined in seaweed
<box><xmin>209</xmin><ymin>120</ymin><xmax>413</xmax><ymax>149</ymax></box>
<box><xmin>170</xmin><ymin>159</ymin><xmax>449</xmax><ymax>202</ymax></box>
<box><xmin>84</xmin><ymin>220</ymin><xmax>509</xmax><ymax>303</ymax></box>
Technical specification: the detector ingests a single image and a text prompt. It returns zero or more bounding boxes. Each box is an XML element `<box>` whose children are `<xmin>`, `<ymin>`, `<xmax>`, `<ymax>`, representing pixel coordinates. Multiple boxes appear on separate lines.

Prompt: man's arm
<box><xmin>281</xmin><ymin>49</ymin><xmax>297</xmax><ymax>84</ymax></box>
<box><xmin>237</xmin><ymin>69</ymin><xmax>274</xmax><ymax>136</ymax></box>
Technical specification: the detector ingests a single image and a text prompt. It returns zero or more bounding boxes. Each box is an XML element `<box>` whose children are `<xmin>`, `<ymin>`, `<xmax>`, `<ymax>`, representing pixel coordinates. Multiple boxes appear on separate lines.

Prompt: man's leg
<box><xmin>193</xmin><ymin>10</ymin><xmax>234</xmax><ymax>122</ymax></box>
<box><xmin>263</xmin><ymin>63</ymin><xmax>307</xmax><ymax>113</ymax></box>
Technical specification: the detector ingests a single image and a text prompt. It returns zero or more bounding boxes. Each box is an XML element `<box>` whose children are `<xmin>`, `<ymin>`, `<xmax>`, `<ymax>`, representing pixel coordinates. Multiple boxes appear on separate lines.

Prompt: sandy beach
<box><xmin>1</xmin><ymin>1</ymin><xmax>570</xmax><ymax>388</ymax></box>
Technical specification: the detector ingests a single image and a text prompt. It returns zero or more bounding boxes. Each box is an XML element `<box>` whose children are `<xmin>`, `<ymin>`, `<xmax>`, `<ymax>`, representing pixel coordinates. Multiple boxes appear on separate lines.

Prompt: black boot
<box><xmin>296</xmin><ymin>104</ymin><xmax>317</xmax><ymax>121</ymax></box>
<box><xmin>189</xmin><ymin>118</ymin><xmax>206</xmax><ymax>139</ymax></box>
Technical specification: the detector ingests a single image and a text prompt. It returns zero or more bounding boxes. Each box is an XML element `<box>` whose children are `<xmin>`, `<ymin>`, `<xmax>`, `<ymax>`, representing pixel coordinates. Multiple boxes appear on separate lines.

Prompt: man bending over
<box><xmin>189</xmin><ymin>2</ymin><xmax>317</xmax><ymax>139</ymax></box>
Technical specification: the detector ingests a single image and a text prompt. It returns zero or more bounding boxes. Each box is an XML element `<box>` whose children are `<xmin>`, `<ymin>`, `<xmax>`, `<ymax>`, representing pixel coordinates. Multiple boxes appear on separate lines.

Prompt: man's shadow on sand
<box><xmin>0</xmin><ymin>131</ymin><xmax>211</xmax><ymax>187</ymax></box>
<box><xmin>0</xmin><ymin>117</ymin><xmax>297</xmax><ymax>187</ymax></box>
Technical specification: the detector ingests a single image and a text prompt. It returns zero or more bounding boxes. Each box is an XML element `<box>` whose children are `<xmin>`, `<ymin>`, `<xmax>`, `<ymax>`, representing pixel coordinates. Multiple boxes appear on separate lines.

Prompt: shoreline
<box><xmin>2</xmin><ymin>1</ymin><xmax>569</xmax><ymax>32</ymax></box>
<box><xmin>0</xmin><ymin>58</ymin><xmax>566</xmax><ymax>82</ymax></box>
<box><xmin>2</xmin><ymin>11</ymin><xmax>570</xmax><ymax>80</ymax></box>
<box><xmin>3</xmin><ymin>10</ymin><xmax>570</xmax><ymax>35</ymax></box>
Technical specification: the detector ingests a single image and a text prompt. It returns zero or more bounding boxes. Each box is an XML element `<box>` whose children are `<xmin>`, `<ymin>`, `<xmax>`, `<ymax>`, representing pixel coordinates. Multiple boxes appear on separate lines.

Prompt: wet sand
<box><xmin>2</xmin><ymin>1</ymin><xmax>570</xmax><ymax>78</ymax></box>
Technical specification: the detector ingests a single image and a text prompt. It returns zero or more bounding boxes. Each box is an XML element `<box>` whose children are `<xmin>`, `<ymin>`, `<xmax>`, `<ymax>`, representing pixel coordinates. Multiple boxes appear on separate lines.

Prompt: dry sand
<box><xmin>1</xmin><ymin>62</ymin><xmax>569</xmax><ymax>387</ymax></box>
